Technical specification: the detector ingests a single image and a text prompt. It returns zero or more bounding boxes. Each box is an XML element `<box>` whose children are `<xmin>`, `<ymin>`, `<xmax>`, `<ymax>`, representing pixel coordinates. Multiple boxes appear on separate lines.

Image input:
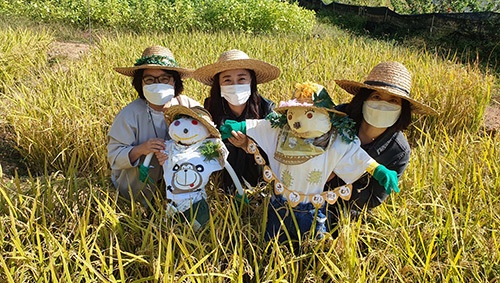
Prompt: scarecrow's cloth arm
<box><xmin>220</xmin><ymin>120</ymin><xmax>275</xmax><ymax>203</ymax></box>
<box><xmin>334</xmin><ymin>140</ymin><xmax>400</xmax><ymax>195</ymax></box>
<box><xmin>220</xmin><ymin>119</ymin><xmax>278</xmax><ymax>154</ymax></box>
<box><xmin>205</xmin><ymin>138</ymin><xmax>245</xmax><ymax>198</ymax></box>
<box><xmin>240</xmin><ymin>119</ymin><xmax>279</xmax><ymax>158</ymax></box>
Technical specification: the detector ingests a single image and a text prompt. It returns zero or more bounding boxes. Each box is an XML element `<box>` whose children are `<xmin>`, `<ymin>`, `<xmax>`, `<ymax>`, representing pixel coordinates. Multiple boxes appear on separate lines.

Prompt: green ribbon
<box><xmin>134</xmin><ymin>55</ymin><xmax>178</xmax><ymax>67</ymax></box>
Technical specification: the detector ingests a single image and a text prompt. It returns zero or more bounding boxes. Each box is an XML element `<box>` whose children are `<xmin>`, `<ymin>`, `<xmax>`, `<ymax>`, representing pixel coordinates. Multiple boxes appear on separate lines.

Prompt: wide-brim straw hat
<box><xmin>164</xmin><ymin>105</ymin><xmax>220</xmax><ymax>139</ymax></box>
<box><xmin>114</xmin><ymin>45</ymin><xmax>193</xmax><ymax>78</ymax></box>
<box><xmin>334</xmin><ymin>61</ymin><xmax>437</xmax><ymax>115</ymax></box>
<box><xmin>192</xmin><ymin>49</ymin><xmax>280</xmax><ymax>85</ymax></box>
<box><xmin>274</xmin><ymin>82</ymin><xmax>346</xmax><ymax>116</ymax></box>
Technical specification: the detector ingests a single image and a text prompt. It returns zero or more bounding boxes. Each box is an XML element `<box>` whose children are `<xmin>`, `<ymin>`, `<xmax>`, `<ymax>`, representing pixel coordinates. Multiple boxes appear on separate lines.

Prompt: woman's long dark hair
<box><xmin>206</xmin><ymin>69</ymin><xmax>261</xmax><ymax>126</ymax></box>
<box><xmin>132</xmin><ymin>69</ymin><xmax>184</xmax><ymax>99</ymax></box>
<box><xmin>345</xmin><ymin>88</ymin><xmax>412</xmax><ymax>132</ymax></box>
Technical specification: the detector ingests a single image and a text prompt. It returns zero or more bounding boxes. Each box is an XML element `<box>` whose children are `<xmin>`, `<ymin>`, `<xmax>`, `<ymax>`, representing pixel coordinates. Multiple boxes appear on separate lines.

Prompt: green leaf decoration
<box><xmin>265</xmin><ymin>111</ymin><xmax>287</xmax><ymax>128</ymax></box>
<box><xmin>313</xmin><ymin>88</ymin><xmax>335</xmax><ymax>110</ymax></box>
<box><xmin>330</xmin><ymin>114</ymin><xmax>357</xmax><ymax>143</ymax></box>
<box><xmin>199</xmin><ymin>140</ymin><xmax>221</xmax><ymax>161</ymax></box>
<box><xmin>134</xmin><ymin>55</ymin><xmax>178</xmax><ymax>67</ymax></box>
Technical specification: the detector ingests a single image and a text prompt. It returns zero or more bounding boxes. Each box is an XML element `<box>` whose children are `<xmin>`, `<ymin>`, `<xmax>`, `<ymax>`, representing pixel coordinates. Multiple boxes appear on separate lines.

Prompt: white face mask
<box><xmin>362</xmin><ymin>100</ymin><xmax>402</xmax><ymax>128</ymax></box>
<box><xmin>220</xmin><ymin>84</ymin><xmax>251</xmax><ymax>106</ymax></box>
<box><xmin>143</xmin><ymin>83</ymin><xmax>175</xmax><ymax>106</ymax></box>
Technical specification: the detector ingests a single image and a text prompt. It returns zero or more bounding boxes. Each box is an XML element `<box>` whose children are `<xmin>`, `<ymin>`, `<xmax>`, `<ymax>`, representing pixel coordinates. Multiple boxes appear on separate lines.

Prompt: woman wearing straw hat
<box><xmin>325</xmin><ymin>61</ymin><xmax>437</xmax><ymax>226</ymax></box>
<box><xmin>192</xmin><ymin>49</ymin><xmax>280</xmax><ymax>196</ymax></box>
<box><xmin>107</xmin><ymin>45</ymin><xmax>200</xmax><ymax>207</ymax></box>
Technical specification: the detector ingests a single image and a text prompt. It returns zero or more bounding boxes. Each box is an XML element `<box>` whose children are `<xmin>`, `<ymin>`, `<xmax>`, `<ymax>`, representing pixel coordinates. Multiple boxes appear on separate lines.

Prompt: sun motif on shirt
<box><xmin>307</xmin><ymin>169</ymin><xmax>322</xmax><ymax>185</ymax></box>
<box><xmin>281</xmin><ymin>170</ymin><xmax>293</xmax><ymax>188</ymax></box>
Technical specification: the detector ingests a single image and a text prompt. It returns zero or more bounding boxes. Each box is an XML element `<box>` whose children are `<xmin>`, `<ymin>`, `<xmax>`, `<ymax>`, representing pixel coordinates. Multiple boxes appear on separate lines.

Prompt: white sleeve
<box><xmin>246</xmin><ymin>119</ymin><xmax>279</xmax><ymax>157</ymax></box>
<box><xmin>332</xmin><ymin>137</ymin><xmax>374</xmax><ymax>184</ymax></box>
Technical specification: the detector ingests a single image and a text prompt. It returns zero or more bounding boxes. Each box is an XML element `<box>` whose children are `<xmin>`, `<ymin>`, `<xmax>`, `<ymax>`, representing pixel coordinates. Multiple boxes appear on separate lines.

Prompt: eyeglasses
<box><xmin>142</xmin><ymin>74</ymin><xmax>173</xmax><ymax>85</ymax></box>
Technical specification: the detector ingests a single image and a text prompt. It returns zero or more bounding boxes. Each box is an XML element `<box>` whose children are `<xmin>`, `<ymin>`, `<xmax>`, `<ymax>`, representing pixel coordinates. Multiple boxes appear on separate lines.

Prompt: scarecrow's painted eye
<box><xmin>306</xmin><ymin>111</ymin><xmax>313</xmax><ymax>119</ymax></box>
<box><xmin>191</xmin><ymin>120</ymin><xmax>198</xmax><ymax>125</ymax></box>
<box><xmin>288</xmin><ymin>114</ymin><xmax>293</xmax><ymax>120</ymax></box>
<box><xmin>174</xmin><ymin>121</ymin><xmax>180</xmax><ymax>126</ymax></box>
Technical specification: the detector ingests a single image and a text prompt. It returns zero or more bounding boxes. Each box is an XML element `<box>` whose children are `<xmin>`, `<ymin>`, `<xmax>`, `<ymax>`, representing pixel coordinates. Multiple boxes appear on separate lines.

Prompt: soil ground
<box><xmin>0</xmin><ymin>41</ymin><xmax>499</xmax><ymax>177</ymax></box>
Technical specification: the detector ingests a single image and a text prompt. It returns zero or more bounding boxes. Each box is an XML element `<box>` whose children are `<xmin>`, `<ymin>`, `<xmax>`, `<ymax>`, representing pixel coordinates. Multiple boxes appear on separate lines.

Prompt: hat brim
<box><xmin>114</xmin><ymin>64</ymin><xmax>193</xmax><ymax>79</ymax></box>
<box><xmin>164</xmin><ymin>105</ymin><xmax>220</xmax><ymax>139</ymax></box>
<box><xmin>335</xmin><ymin>79</ymin><xmax>437</xmax><ymax>115</ymax></box>
<box><xmin>274</xmin><ymin>104</ymin><xmax>346</xmax><ymax>117</ymax></box>
<box><xmin>192</xmin><ymin>59</ymin><xmax>280</xmax><ymax>85</ymax></box>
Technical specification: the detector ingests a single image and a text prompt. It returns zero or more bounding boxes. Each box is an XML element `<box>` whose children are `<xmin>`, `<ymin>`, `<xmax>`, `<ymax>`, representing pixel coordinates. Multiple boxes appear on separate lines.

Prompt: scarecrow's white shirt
<box><xmin>246</xmin><ymin>119</ymin><xmax>373</xmax><ymax>200</ymax></box>
<box><xmin>163</xmin><ymin>138</ymin><xmax>226</xmax><ymax>212</ymax></box>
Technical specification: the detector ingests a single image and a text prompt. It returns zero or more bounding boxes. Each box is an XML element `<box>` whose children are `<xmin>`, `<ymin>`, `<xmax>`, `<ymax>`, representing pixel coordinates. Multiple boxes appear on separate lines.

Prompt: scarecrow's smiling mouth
<box><xmin>173</xmin><ymin>134</ymin><xmax>198</xmax><ymax>141</ymax></box>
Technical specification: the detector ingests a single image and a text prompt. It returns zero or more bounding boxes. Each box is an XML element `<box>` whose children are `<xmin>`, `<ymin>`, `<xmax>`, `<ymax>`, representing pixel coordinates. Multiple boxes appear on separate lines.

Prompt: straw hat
<box><xmin>114</xmin><ymin>45</ymin><xmax>193</xmax><ymax>78</ymax></box>
<box><xmin>274</xmin><ymin>82</ymin><xmax>346</xmax><ymax>116</ymax></box>
<box><xmin>192</xmin><ymin>49</ymin><xmax>280</xmax><ymax>85</ymax></box>
<box><xmin>164</xmin><ymin>105</ymin><xmax>220</xmax><ymax>138</ymax></box>
<box><xmin>334</xmin><ymin>61</ymin><xmax>437</xmax><ymax>115</ymax></box>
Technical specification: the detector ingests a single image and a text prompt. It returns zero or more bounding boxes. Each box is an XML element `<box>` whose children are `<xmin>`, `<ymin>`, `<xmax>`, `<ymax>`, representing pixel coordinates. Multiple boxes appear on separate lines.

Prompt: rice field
<box><xmin>0</xmin><ymin>14</ymin><xmax>499</xmax><ymax>282</ymax></box>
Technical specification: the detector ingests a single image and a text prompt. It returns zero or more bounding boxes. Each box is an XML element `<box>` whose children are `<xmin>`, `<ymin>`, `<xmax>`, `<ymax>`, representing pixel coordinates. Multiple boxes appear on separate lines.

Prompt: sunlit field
<box><xmin>0</xmin><ymin>6</ymin><xmax>499</xmax><ymax>282</ymax></box>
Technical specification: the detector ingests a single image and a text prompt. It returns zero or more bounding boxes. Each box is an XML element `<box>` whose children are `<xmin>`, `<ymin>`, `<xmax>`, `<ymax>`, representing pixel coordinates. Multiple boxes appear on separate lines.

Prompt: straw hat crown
<box><xmin>274</xmin><ymin>82</ymin><xmax>345</xmax><ymax>116</ymax></box>
<box><xmin>114</xmin><ymin>45</ymin><xmax>193</xmax><ymax>78</ymax></box>
<box><xmin>164</xmin><ymin>105</ymin><xmax>220</xmax><ymax>139</ymax></box>
<box><xmin>335</xmin><ymin>61</ymin><xmax>436</xmax><ymax>115</ymax></box>
<box><xmin>192</xmin><ymin>49</ymin><xmax>280</xmax><ymax>85</ymax></box>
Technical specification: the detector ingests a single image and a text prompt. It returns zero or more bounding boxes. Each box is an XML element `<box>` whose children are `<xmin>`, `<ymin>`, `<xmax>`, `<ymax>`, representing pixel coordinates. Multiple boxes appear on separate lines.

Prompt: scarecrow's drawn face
<box><xmin>169</xmin><ymin>117</ymin><xmax>210</xmax><ymax>145</ymax></box>
<box><xmin>286</xmin><ymin>107</ymin><xmax>331</xmax><ymax>139</ymax></box>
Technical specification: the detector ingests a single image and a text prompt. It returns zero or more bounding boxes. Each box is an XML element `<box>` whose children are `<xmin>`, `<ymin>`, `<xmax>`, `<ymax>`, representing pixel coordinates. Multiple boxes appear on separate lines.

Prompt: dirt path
<box><xmin>484</xmin><ymin>97</ymin><xmax>500</xmax><ymax>135</ymax></box>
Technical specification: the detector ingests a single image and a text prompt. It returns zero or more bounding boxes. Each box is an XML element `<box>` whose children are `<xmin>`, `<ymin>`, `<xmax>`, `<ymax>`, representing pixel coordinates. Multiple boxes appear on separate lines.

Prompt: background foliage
<box><xmin>329</xmin><ymin>0</ymin><xmax>500</xmax><ymax>13</ymax></box>
<box><xmin>0</xmin><ymin>0</ymin><xmax>316</xmax><ymax>34</ymax></box>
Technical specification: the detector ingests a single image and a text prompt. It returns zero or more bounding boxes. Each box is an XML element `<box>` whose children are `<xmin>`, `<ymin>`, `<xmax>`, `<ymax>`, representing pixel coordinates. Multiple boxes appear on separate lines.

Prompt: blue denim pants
<box><xmin>265</xmin><ymin>195</ymin><xmax>327</xmax><ymax>243</ymax></box>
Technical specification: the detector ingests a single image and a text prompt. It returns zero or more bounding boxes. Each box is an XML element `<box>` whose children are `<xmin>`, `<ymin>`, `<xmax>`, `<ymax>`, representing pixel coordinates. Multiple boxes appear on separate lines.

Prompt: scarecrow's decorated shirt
<box><xmin>163</xmin><ymin>138</ymin><xmax>227</xmax><ymax>212</ymax></box>
<box><xmin>246</xmin><ymin>119</ymin><xmax>373</xmax><ymax>203</ymax></box>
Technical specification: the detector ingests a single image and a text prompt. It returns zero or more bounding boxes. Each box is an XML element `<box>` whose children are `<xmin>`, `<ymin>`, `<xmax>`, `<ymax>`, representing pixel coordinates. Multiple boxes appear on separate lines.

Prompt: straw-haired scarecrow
<box><xmin>220</xmin><ymin>82</ymin><xmax>400</xmax><ymax>244</ymax></box>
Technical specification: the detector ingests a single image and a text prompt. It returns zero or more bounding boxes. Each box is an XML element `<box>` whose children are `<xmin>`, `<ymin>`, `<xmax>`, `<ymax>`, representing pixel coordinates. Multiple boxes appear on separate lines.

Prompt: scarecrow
<box><xmin>161</xmin><ymin>105</ymin><xmax>243</xmax><ymax>230</ymax></box>
<box><xmin>220</xmin><ymin>82</ymin><xmax>399</xmax><ymax>243</ymax></box>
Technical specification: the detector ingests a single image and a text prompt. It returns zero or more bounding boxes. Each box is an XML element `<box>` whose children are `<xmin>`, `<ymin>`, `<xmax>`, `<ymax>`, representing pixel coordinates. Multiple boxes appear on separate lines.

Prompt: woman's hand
<box><xmin>228</xmin><ymin>131</ymin><xmax>249</xmax><ymax>150</ymax></box>
<box><xmin>155</xmin><ymin>151</ymin><xmax>169</xmax><ymax>166</ymax></box>
<box><xmin>129</xmin><ymin>138</ymin><xmax>166</xmax><ymax>164</ymax></box>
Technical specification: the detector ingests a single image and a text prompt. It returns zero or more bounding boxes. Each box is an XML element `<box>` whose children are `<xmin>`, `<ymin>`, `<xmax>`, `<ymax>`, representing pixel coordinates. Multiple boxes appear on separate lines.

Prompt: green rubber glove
<box><xmin>372</xmin><ymin>164</ymin><xmax>400</xmax><ymax>194</ymax></box>
<box><xmin>220</xmin><ymin>120</ymin><xmax>246</xmax><ymax>140</ymax></box>
<box><xmin>235</xmin><ymin>193</ymin><xmax>249</xmax><ymax>205</ymax></box>
<box><xmin>138</xmin><ymin>164</ymin><xmax>153</xmax><ymax>183</ymax></box>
